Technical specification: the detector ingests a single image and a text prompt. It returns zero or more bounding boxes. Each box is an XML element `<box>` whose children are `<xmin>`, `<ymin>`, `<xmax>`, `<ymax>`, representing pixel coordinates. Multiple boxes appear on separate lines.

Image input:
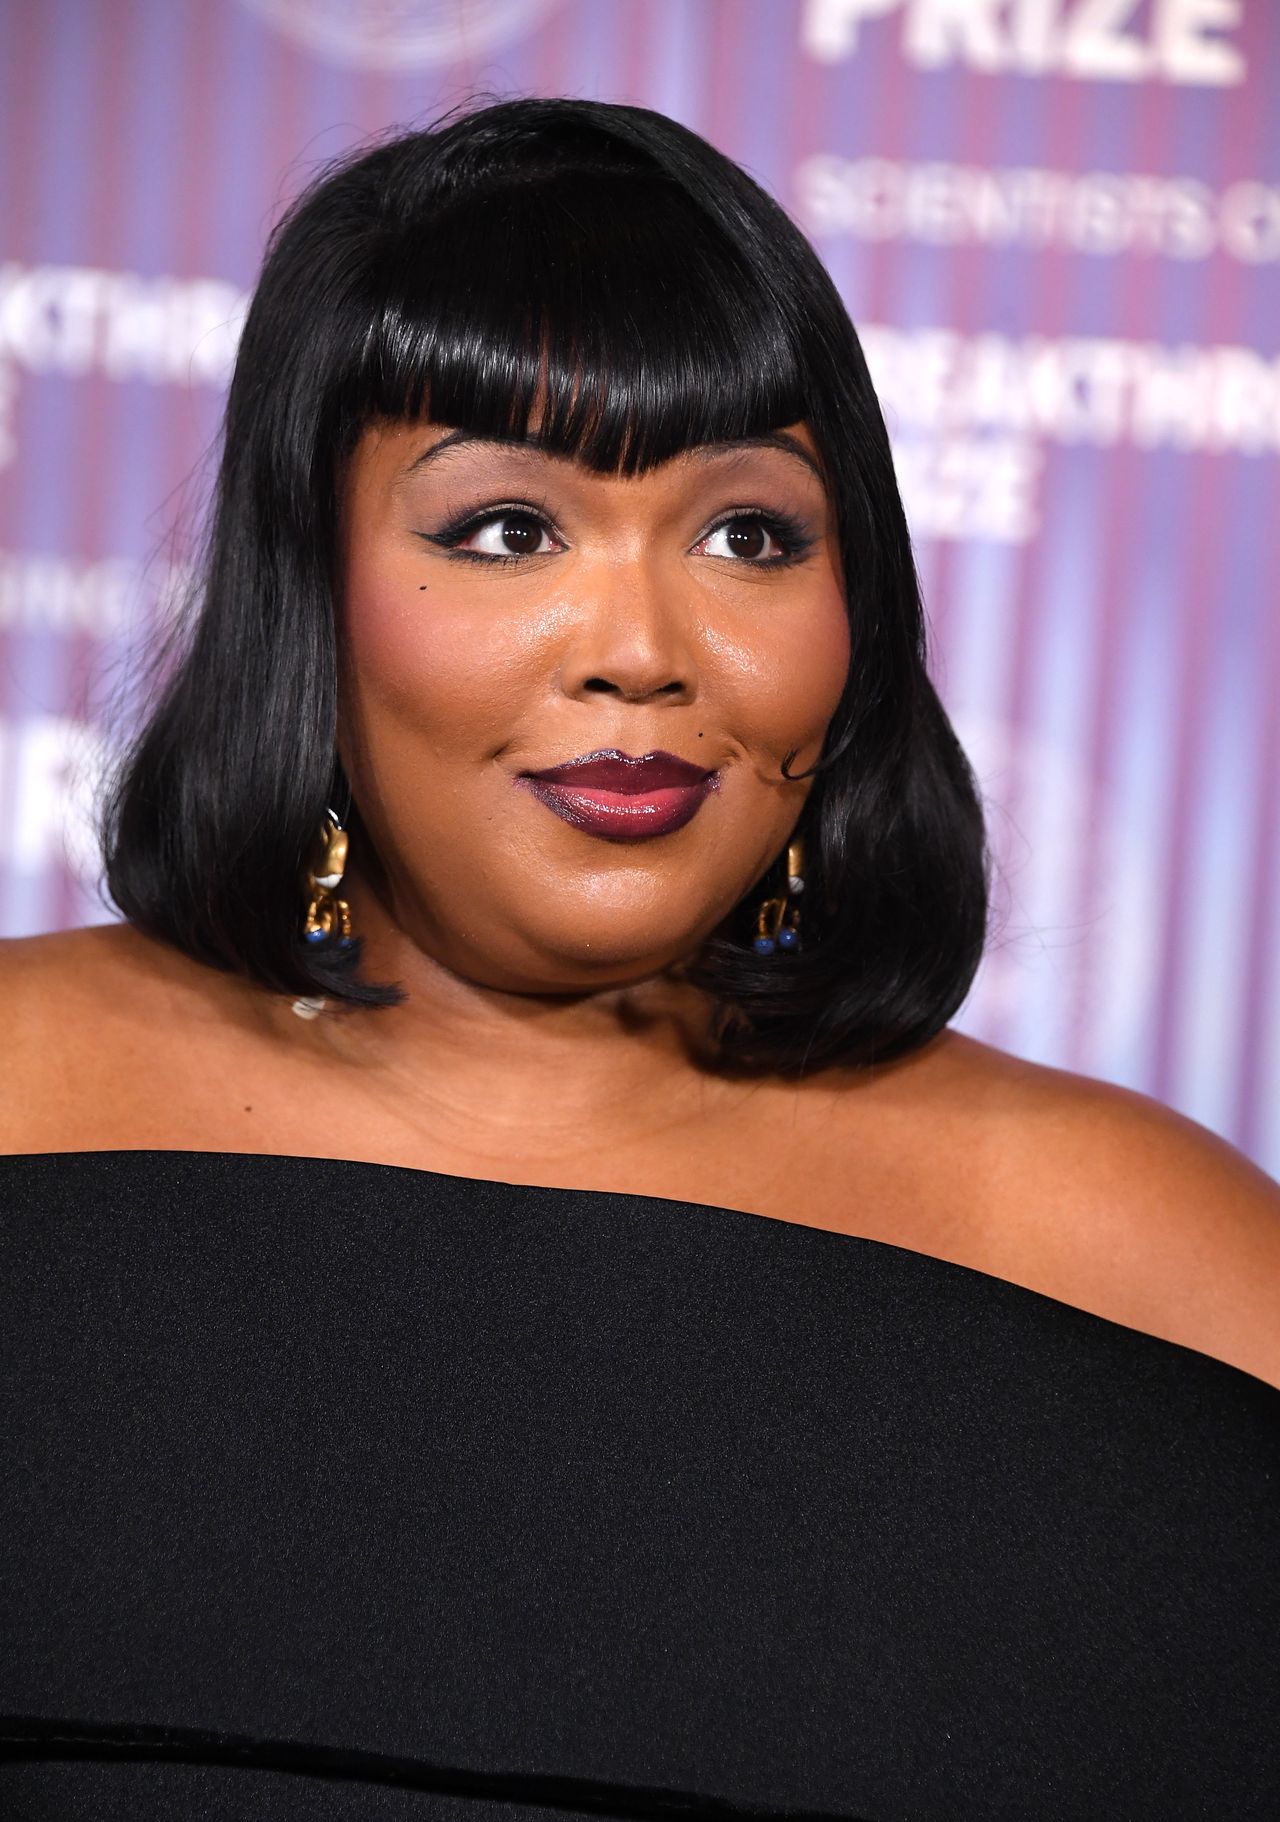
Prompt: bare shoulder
<box><xmin>932</xmin><ymin>1034</ymin><xmax>1280</xmax><ymax>1392</ymax></box>
<box><xmin>2</xmin><ymin>919</ymin><xmax>219</xmax><ymax>1028</ymax></box>
<box><xmin>0</xmin><ymin>922</ymin><xmax>268</xmax><ymax>1153</ymax></box>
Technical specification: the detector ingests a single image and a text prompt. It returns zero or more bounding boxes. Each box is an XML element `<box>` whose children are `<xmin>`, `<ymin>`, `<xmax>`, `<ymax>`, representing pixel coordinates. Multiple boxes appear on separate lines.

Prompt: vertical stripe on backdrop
<box><xmin>1061</xmin><ymin>70</ymin><xmax>1191</xmax><ymax>1092</ymax></box>
<box><xmin>1047</xmin><ymin>62</ymin><xmax>1174</xmax><ymax>1085</ymax></box>
<box><xmin>0</xmin><ymin>0</ymin><xmax>104</xmax><ymax>937</ymax></box>
<box><xmin>878</xmin><ymin>24</ymin><xmax>980</xmax><ymax>702</ymax></box>
<box><xmin>542</xmin><ymin>0</ymin><xmax>620</xmax><ymax>103</ymax></box>
<box><xmin>530</xmin><ymin>0</ymin><xmax>575</xmax><ymax>103</ymax></box>
<box><xmin>63</xmin><ymin>0</ymin><xmax>205</xmax><ymax>936</ymax></box>
<box><xmin>1082</xmin><ymin>449</ymin><xmax>1184</xmax><ymax>1089</ymax></box>
<box><xmin>974</xmin><ymin>72</ymin><xmax>1089</xmax><ymax>1064</ymax></box>
<box><xmin>611</xmin><ymin>0</ymin><xmax>710</xmax><ymax>133</ymax></box>
<box><xmin>703</xmin><ymin>0</ymin><xmax>757</xmax><ymax>173</ymax></box>
<box><xmin>1145</xmin><ymin>37</ymin><xmax>1263</xmax><ymax>1130</ymax></box>
<box><xmin>1218</xmin><ymin>0</ymin><xmax>1280</xmax><ymax>1169</ymax></box>
<box><xmin>0</xmin><ymin>0</ymin><xmax>45</xmax><ymax>924</ymax></box>
<box><xmin>714</xmin><ymin>0</ymin><xmax>795</xmax><ymax>199</ymax></box>
<box><xmin>797</xmin><ymin>0</ymin><xmax>893</xmax><ymax>362</ymax></box>
<box><xmin>0</xmin><ymin>0</ymin><xmax>44</xmax><ymax>259</ymax></box>
<box><xmin>56</xmin><ymin>0</ymin><xmax>147</xmax><ymax>934</ymax></box>
<box><xmin>875</xmin><ymin>49</ymin><xmax>1058</xmax><ymax>1060</ymax></box>
<box><xmin>1245</xmin><ymin>671</ymin><xmax>1280</xmax><ymax>1173</ymax></box>
<box><xmin>912</xmin><ymin>56</ymin><xmax>1056</xmax><ymax>1048</ymax></box>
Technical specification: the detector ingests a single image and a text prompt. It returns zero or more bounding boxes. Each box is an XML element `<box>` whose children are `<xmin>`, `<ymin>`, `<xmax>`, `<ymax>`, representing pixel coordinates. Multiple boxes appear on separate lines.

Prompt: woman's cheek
<box><xmin>802</xmin><ymin>594</ymin><xmax>853</xmax><ymax>726</ymax></box>
<box><xmin>738</xmin><ymin>586</ymin><xmax>851</xmax><ymax>763</ymax></box>
<box><xmin>343</xmin><ymin>558</ymin><xmax>507</xmax><ymax>737</ymax></box>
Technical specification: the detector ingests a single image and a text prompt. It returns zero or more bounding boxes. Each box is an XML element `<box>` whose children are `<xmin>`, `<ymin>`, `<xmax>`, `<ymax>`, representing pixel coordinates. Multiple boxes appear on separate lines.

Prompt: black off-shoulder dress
<box><xmin>1</xmin><ymin>1148</ymin><xmax>1278</xmax><ymax>1820</ymax></box>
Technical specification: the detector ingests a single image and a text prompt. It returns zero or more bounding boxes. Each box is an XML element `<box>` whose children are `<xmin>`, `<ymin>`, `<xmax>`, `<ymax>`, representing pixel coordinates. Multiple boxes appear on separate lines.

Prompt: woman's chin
<box><xmin>428</xmin><ymin>930</ymin><xmax>705</xmax><ymax>1000</ymax></box>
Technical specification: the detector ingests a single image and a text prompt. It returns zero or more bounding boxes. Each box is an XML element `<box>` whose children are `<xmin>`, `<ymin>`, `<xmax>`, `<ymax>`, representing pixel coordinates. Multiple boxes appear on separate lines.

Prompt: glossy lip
<box><xmin>517</xmin><ymin>749</ymin><xmax>721</xmax><ymax>843</ymax></box>
<box><xmin>523</xmin><ymin>749</ymin><xmax>717</xmax><ymax>792</ymax></box>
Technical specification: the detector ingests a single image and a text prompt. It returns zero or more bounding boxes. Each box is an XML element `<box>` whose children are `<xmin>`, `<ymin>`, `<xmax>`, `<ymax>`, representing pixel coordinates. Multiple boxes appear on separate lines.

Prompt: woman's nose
<box><xmin>556</xmin><ymin>554</ymin><xmax>700</xmax><ymax>704</ymax></box>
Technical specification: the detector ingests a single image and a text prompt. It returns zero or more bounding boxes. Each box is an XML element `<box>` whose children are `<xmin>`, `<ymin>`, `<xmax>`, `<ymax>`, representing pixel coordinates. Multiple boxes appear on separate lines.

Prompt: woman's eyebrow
<box><xmin>684</xmin><ymin>433</ymin><xmax>825</xmax><ymax>485</ymax></box>
<box><xmin>397</xmin><ymin>428</ymin><xmax>824</xmax><ymax>485</ymax></box>
<box><xmin>399</xmin><ymin>429</ymin><xmax>521</xmax><ymax>478</ymax></box>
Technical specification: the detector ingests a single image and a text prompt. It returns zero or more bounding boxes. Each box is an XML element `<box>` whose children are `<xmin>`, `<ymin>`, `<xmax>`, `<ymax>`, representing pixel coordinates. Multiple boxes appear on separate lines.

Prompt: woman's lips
<box><xmin>517</xmin><ymin>773</ymin><xmax>720</xmax><ymax>841</ymax></box>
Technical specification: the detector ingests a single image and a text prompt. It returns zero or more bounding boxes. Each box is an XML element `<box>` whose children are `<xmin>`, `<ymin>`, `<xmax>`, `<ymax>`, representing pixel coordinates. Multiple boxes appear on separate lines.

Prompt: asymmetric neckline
<box><xmin>2</xmin><ymin>1143</ymin><xmax>1275</xmax><ymax>1396</ymax></box>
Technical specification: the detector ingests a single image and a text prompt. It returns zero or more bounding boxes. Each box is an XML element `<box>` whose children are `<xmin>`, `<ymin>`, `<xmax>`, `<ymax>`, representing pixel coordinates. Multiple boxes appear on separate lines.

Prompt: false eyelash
<box><xmin>415</xmin><ymin>503</ymin><xmax>819</xmax><ymax>568</ymax></box>
<box><xmin>703</xmin><ymin>507</ymin><xmax>818</xmax><ymax>567</ymax></box>
<box><xmin>414</xmin><ymin>498</ymin><xmax>563</xmax><ymax>565</ymax></box>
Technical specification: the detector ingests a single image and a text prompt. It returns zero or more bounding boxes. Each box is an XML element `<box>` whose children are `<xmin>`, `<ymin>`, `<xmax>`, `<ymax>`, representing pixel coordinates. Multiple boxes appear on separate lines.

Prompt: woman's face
<box><xmin>335</xmin><ymin>416</ymin><xmax>851</xmax><ymax>997</ymax></box>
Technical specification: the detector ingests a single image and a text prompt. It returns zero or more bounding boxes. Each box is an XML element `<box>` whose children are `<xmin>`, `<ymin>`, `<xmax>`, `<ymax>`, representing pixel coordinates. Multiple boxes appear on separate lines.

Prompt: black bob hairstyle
<box><xmin>100</xmin><ymin>94</ymin><xmax>993</xmax><ymax>1077</ymax></box>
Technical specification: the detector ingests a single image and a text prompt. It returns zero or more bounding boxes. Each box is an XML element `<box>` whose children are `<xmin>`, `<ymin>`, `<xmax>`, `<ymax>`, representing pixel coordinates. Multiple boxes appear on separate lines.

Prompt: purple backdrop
<box><xmin>1</xmin><ymin>0</ymin><xmax>1276</xmax><ymax>1172</ymax></box>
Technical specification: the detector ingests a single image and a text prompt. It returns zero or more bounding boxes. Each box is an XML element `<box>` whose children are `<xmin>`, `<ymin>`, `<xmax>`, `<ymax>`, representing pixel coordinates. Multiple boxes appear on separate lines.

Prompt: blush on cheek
<box><xmin>342</xmin><ymin>563</ymin><xmax>520</xmax><ymax>761</ymax></box>
<box><xmin>344</xmin><ymin>559</ymin><xmax>444</xmax><ymax>694</ymax></box>
<box><xmin>761</xmin><ymin>589</ymin><xmax>851</xmax><ymax>758</ymax></box>
<box><xmin>811</xmin><ymin>597</ymin><xmax>853</xmax><ymax>702</ymax></box>
<box><xmin>344</xmin><ymin>546</ymin><xmax>417</xmax><ymax>649</ymax></box>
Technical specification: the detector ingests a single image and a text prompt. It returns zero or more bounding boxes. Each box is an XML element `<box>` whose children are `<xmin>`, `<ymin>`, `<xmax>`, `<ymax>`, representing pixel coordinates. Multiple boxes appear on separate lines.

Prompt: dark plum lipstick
<box><xmin>517</xmin><ymin>749</ymin><xmax>720</xmax><ymax>842</ymax></box>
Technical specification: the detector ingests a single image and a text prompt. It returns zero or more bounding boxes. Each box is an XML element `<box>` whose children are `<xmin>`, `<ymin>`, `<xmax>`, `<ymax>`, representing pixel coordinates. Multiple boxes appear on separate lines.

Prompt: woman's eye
<box><xmin>698</xmin><ymin>516</ymin><xmax>788</xmax><ymax>563</ymax></box>
<box><xmin>458</xmin><ymin>512</ymin><xmax>560</xmax><ymax>558</ymax></box>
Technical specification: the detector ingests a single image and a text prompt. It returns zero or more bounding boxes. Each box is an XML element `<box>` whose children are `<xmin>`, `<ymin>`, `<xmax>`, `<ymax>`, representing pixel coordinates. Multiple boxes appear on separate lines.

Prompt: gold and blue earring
<box><xmin>752</xmin><ymin>835</ymin><xmax>805</xmax><ymax>954</ymax></box>
<box><xmin>292</xmin><ymin>806</ymin><xmax>354</xmax><ymax>1020</ymax></box>
<box><xmin>301</xmin><ymin>806</ymin><xmax>354</xmax><ymax>948</ymax></box>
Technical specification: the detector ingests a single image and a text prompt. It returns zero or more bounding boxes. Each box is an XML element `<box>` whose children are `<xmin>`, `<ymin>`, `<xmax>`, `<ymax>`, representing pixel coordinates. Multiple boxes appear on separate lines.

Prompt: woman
<box><xmin>2</xmin><ymin>95</ymin><xmax>1277</xmax><ymax>1818</ymax></box>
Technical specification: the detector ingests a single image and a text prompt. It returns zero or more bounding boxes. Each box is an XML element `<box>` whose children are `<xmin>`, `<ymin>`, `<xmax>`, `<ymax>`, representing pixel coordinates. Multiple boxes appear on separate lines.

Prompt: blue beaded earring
<box><xmin>753</xmin><ymin>835</ymin><xmax>805</xmax><ymax>954</ymax></box>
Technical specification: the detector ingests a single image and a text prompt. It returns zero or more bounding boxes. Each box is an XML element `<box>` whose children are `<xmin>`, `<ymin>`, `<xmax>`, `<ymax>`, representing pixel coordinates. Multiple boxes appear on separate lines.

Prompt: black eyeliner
<box><xmin>414</xmin><ymin>502</ymin><xmax>818</xmax><ymax>568</ymax></box>
<box><xmin>414</xmin><ymin>495</ymin><xmax>562</xmax><ymax>555</ymax></box>
<box><xmin>703</xmin><ymin>506</ymin><xmax>817</xmax><ymax>567</ymax></box>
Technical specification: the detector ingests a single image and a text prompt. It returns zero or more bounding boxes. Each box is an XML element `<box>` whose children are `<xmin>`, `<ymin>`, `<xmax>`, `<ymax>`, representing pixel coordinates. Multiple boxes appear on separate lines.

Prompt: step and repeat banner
<box><xmin>0</xmin><ymin>0</ymin><xmax>1276</xmax><ymax>1170</ymax></box>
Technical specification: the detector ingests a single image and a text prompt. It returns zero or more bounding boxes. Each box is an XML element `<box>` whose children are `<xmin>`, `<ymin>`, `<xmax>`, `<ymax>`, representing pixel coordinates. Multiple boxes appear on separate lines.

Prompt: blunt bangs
<box><xmin>350</xmin><ymin>168</ymin><xmax>810</xmax><ymax>475</ymax></box>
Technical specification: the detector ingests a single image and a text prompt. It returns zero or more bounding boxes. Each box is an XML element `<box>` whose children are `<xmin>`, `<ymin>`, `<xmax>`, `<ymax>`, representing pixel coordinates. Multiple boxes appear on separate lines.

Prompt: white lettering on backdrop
<box><xmin>0</xmin><ymin>551</ymin><xmax>193</xmax><ymax>638</ymax></box>
<box><xmin>797</xmin><ymin>157</ymin><xmax>1280</xmax><ymax>262</ymax></box>
<box><xmin>0</xmin><ymin>714</ymin><xmax>110</xmax><ymax>879</ymax></box>
<box><xmin>0</xmin><ymin>264</ymin><xmax>249</xmax><ymax>472</ymax></box>
<box><xmin>803</xmin><ymin>0</ymin><xmax>1247</xmax><ymax>84</ymax></box>
<box><xmin>858</xmin><ymin>325</ymin><xmax>1279</xmax><ymax>542</ymax></box>
<box><xmin>860</xmin><ymin>325</ymin><xmax>1280</xmax><ymax>452</ymax></box>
